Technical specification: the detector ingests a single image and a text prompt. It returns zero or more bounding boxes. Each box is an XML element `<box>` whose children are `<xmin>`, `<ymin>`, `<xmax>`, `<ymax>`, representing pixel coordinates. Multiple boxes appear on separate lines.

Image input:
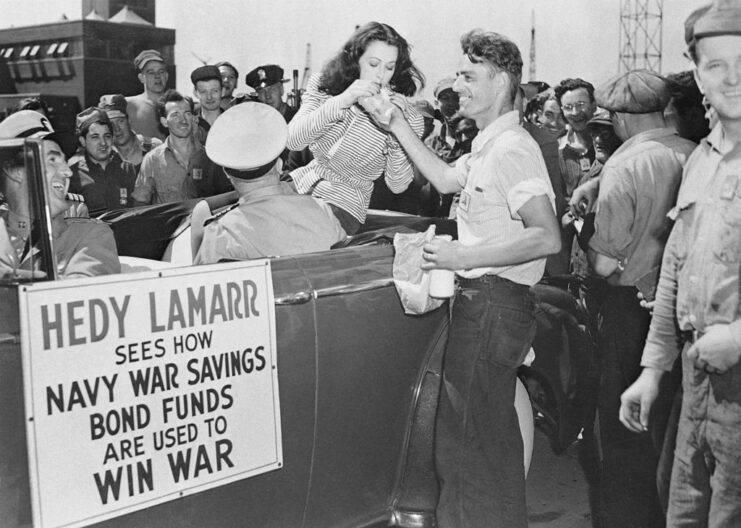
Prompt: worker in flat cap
<box><xmin>68</xmin><ymin>107</ymin><xmax>138</xmax><ymax>216</ymax></box>
<box><xmin>620</xmin><ymin>2</ymin><xmax>741</xmax><ymax>526</ymax></box>
<box><xmin>98</xmin><ymin>93</ymin><xmax>162</xmax><ymax>171</ymax></box>
<box><xmin>581</xmin><ymin>69</ymin><xmax>698</xmax><ymax>528</ymax></box>
<box><xmin>193</xmin><ymin>102</ymin><xmax>346</xmax><ymax>264</ymax></box>
<box><xmin>125</xmin><ymin>49</ymin><xmax>169</xmax><ymax>141</ymax></box>
<box><xmin>245</xmin><ymin>64</ymin><xmax>297</xmax><ymax>122</ymax></box>
<box><xmin>190</xmin><ymin>65</ymin><xmax>224</xmax><ymax>146</ymax></box>
<box><xmin>216</xmin><ymin>61</ymin><xmax>240</xmax><ymax>110</ymax></box>
<box><xmin>0</xmin><ymin>110</ymin><xmax>120</xmax><ymax>279</ymax></box>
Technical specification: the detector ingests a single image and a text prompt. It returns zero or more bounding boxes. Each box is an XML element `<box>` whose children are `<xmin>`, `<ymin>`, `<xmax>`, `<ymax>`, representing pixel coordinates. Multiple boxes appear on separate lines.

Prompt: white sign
<box><xmin>18</xmin><ymin>261</ymin><xmax>281</xmax><ymax>528</ymax></box>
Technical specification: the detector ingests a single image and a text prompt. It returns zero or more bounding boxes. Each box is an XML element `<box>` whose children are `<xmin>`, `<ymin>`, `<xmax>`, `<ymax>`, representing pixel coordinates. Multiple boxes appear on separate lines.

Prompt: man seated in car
<box><xmin>194</xmin><ymin>102</ymin><xmax>346</xmax><ymax>264</ymax></box>
<box><xmin>0</xmin><ymin>110</ymin><xmax>120</xmax><ymax>279</ymax></box>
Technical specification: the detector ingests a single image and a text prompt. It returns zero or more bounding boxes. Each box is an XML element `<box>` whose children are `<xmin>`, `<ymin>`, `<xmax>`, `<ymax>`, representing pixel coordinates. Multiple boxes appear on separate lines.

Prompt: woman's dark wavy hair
<box><xmin>318</xmin><ymin>21</ymin><xmax>424</xmax><ymax>97</ymax></box>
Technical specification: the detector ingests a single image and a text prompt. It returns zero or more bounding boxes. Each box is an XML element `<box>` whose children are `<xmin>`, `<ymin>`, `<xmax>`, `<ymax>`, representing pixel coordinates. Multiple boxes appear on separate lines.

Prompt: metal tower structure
<box><xmin>618</xmin><ymin>0</ymin><xmax>664</xmax><ymax>73</ymax></box>
<box><xmin>529</xmin><ymin>10</ymin><xmax>536</xmax><ymax>81</ymax></box>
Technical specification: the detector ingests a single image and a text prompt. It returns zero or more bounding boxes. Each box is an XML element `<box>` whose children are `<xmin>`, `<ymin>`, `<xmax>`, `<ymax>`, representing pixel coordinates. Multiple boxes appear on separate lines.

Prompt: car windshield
<box><xmin>0</xmin><ymin>140</ymin><xmax>53</xmax><ymax>284</ymax></box>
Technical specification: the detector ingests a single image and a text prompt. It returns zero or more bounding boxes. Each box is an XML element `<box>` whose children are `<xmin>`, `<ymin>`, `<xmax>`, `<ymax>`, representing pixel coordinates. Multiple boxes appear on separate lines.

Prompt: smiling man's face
<box><xmin>42</xmin><ymin>139</ymin><xmax>72</xmax><ymax>217</ymax></box>
<box><xmin>560</xmin><ymin>87</ymin><xmax>596</xmax><ymax>132</ymax></box>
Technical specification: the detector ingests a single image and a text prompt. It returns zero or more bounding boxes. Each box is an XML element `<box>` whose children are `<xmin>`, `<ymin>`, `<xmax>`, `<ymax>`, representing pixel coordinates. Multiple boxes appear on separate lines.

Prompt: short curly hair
<box><xmin>459</xmin><ymin>29</ymin><xmax>523</xmax><ymax>100</ymax></box>
<box><xmin>554</xmin><ymin>78</ymin><xmax>595</xmax><ymax>105</ymax></box>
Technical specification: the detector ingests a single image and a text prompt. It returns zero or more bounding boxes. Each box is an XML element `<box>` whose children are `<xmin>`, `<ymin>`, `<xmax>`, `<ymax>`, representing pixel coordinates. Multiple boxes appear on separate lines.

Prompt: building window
<box><xmin>29</xmin><ymin>45</ymin><xmax>41</xmax><ymax>59</ymax></box>
<box><xmin>47</xmin><ymin>43</ymin><xmax>58</xmax><ymax>56</ymax></box>
<box><xmin>56</xmin><ymin>42</ymin><xmax>69</xmax><ymax>57</ymax></box>
<box><xmin>19</xmin><ymin>45</ymin><xmax>31</xmax><ymax>59</ymax></box>
<box><xmin>2</xmin><ymin>47</ymin><xmax>13</xmax><ymax>59</ymax></box>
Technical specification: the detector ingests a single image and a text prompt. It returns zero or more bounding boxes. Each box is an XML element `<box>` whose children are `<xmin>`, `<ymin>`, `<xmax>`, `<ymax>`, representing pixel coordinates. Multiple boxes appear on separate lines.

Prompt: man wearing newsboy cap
<box><xmin>125</xmin><ymin>49</ymin><xmax>169</xmax><ymax>141</ymax></box>
<box><xmin>99</xmin><ymin>93</ymin><xmax>162</xmax><ymax>170</ymax></box>
<box><xmin>620</xmin><ymin>1</ymin><xmax>741</xmax><ymax>525</ymax></box>
<box><xmin>190</xmin><ymin>65</ymin><xmax>224</xmax><ymax>146</ymax></box>
<box><xmin>68</xmin><ymin>107</ymin><xmax>138</xmax><ymax>216</ymax></box>
<box><xmin>194</xmin><ymin>102</ymin><xmax>345</xmax><ymax>264</ymax></box>
<box><xmin>585</xmin><ymin>69</ymin><xmax>697</xmax><ymax>528</ymax></box>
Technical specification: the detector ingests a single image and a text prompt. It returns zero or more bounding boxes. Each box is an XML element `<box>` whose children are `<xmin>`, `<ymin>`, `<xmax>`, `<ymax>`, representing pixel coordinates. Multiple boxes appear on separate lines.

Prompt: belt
<box><xmin>458</xmin><ymin>274</ymin><xmax>508</xmax><ymax>285</ymax></box>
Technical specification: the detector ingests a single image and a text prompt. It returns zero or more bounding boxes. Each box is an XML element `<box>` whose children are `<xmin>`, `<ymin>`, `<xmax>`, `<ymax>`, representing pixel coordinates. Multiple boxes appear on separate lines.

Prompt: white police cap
<box><xmin>0</xmin><ymin>110</ymin><xmax>55</xmax><ymax>139</ymax></box>
<box><xmin>206</xmin><ymin>102</ymin><xmax>287</xmax><ymax>174</ymax></box>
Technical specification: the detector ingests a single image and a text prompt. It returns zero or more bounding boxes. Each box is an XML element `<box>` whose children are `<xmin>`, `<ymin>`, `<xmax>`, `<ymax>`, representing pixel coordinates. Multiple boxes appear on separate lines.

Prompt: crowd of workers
<box><xmin>1</xmin><ymin>0</ymin><xmax>740</xmax><ymax>526</ymax></box>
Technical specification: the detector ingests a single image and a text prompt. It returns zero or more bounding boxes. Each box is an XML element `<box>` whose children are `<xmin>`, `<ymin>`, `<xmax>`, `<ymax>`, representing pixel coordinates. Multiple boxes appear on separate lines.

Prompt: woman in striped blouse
<box><xmin>287</xmin><ymin>21</ymin><xmax>425</xmax><ymax>235</ymax></box>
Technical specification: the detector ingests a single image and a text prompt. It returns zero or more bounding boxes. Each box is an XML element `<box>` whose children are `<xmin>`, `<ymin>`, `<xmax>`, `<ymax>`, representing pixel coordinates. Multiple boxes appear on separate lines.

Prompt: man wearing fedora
<box><xmin>620</xmin><ymin>1</ymin><xmax>741</xmax><ymax>525</ymax></box>
<box><xmin>586</xmin><ymin>69</ymin><xmax>696</xmax><ymax>527</ymax></box>
<box><xmin>194</xmin><ymin>102</ymin><xmax>345</xmax><ymax>264</ymax></box>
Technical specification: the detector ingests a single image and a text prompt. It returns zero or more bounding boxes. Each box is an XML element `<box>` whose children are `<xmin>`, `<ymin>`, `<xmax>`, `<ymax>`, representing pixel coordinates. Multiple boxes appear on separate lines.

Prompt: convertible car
<box><xmin>0</xmin><ymin>139</ymin><xmax>595</xmax><ymax>528</ymax></box>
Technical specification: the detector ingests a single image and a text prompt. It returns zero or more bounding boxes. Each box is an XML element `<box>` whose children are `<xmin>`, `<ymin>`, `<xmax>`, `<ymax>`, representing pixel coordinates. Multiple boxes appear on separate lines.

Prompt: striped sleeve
<box><xmin>287</xmin><ymin>74</ymin><xmax>345</xmax><ymax>150</ymax></box>
<box><xmin>383</xmin><ymin>105</ymin><xmax>424</xmax><ymax>194</ymax></box>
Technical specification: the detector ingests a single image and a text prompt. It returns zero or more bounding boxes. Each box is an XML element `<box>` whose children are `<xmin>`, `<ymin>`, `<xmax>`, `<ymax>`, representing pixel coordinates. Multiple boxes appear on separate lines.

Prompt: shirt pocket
<box><xmin>464</xmin><ymin>186</ymin><xmax>506</xmax><ymax>224</ymax></box>
<box><xmin>713</xmin><ymin>174</ymin><xmax>741</xmax><ymax>263</ymax></box>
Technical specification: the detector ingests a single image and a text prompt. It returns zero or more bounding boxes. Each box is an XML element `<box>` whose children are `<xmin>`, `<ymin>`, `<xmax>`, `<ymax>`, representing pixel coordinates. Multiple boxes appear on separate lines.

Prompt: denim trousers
<box><xmin>435</xmin><ymin>275</ymin><xmax>536</xmax><ymax>528</ymax></box>
<box><xmin>666</xmin><ymin>345</ymin><xmax>741</xmax><ymax>527</ymax></box>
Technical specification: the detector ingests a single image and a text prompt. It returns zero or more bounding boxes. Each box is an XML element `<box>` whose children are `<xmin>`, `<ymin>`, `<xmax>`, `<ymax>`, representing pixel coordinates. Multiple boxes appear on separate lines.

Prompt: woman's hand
<box><xmin>388</xmin><ymin>93</ymin><xmax>409</xmax><ymax>113</ymax></box>
<box><xmin>363</xmin><ymin>93</ymin><xmax>406</xmax><ymax>132</ymax></box>
<box><xmin>337</xmin><ymin>80</ymin><xmax>380</xmax><ymax>109</ymax></box>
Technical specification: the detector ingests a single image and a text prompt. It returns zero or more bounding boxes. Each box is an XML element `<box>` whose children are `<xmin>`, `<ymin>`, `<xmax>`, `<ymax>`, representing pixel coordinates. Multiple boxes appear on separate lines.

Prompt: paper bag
<box><xmin>392</xmin><ymin>225</ymin><xmax>445</xmax><ymax>315</ymax></box>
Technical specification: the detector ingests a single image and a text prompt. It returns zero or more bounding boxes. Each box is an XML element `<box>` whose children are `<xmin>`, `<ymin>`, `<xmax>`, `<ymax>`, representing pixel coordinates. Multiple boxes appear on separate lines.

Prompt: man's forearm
<box><xmin>390</xmin><ymin>120</ymin><xmax>461</xmax><ymax>194</ymax></box>
<box><xmin>456</xmin><ymin>225</ymin><xmax>560</xmax><ymax>270</ymax></box>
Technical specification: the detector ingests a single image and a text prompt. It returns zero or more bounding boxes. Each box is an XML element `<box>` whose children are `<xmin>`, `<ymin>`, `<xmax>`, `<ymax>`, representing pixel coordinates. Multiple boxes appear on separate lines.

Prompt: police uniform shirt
<box><xmin>194</xmin><ymin>181</ymin><xmax>346</xmax><ymax>264</ymax></box>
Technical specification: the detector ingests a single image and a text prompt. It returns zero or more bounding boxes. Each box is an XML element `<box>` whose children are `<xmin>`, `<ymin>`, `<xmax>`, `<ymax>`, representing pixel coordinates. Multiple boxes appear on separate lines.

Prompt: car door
<box><xmin>293</xmin><ymin>245</ymin><xmax>449</xmax><ymax>528</ymax></box>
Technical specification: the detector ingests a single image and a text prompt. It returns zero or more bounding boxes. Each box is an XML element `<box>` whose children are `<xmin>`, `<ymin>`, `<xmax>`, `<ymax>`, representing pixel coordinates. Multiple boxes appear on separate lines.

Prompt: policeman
<box><xmin>0</xmin><ymin>110</ymin><xmax>120</xmax><ymax>278</ymax></box>
<box><xmin>193</xmin><ymin>102</ymin><xmax>345</xmax><ymax>264</ymax></box>
<box><xmin>244</xmin><ymin>64</ymin><xmax>297</xmax><ymax>122</ymax></box>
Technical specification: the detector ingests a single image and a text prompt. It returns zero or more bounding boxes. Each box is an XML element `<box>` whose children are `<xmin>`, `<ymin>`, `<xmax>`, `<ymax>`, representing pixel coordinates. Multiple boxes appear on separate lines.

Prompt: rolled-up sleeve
<box><xmin>507</xmin><ymin>178</ymin><xmax>556</xmax><ymax>219</ymax></box>
<box><xmin>498</xmin><ymin>147</ymin><xmax>555</xmax><ymax>219</ymax></box>
<box><xmin>132</xmin><ymin>154</ymin><xmax>156</xmax><ymax>204</ymax></box>
<box><xmin>589</xmin><ymin>164</ymin><xmax>636</xmax><ymax>260</ymax></box>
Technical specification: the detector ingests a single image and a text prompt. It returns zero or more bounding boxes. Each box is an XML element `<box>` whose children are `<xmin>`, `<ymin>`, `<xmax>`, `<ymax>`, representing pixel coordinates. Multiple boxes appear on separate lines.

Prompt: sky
<box><xmin>1</xmin><ymin>0</ymin><xmax>708</xmax><ymax>98</ymax></box>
